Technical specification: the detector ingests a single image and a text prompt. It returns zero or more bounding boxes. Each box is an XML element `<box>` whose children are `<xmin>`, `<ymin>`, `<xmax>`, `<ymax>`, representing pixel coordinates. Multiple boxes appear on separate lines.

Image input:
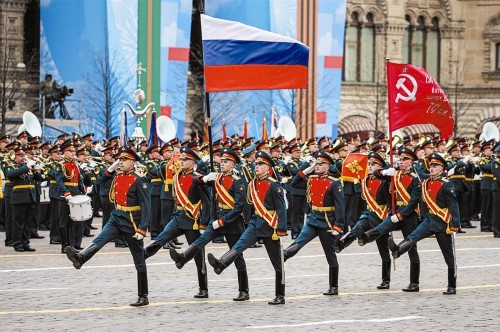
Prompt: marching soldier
<box><xmin>414</xmin><ymin>140</ymin><xmax>435</xmax><ymax>179</ymax></box>
<box><xmin>392</xmin><ymin>153</ymin><xmax>460</xmax><ymax>295</ymax></box>
<box><xmin>446</xmin><ymin>143</ymin><xmax>468</xmax><ymax>232</ymax></box>
<box><xmin>170</xmin><ymin>148</ymin><xmax>250</xmax><ymax>301</ymax></box>
<box><xmin>207</xmin><ymin>151</ymin><xmax>287</xmax><ymax>305</ymax></box>
<box><xmin>479</xmin><ymin>140</ymin><xmax>495</xmax><ymax>232</ymax></box>
<box><xmin>47</xmin><ymin>144</ymin><xmax>62</xmax><ymax>244</ymax></box>
<box><xmin>65</xmin><ymin>147</ymin><xmax>151</xmax><ymax>306</ymax></box>
<box><xmin>357</xmin><ymin>147</ymin><xmax>422</xmax><ymax>292</ymax></box>
<box><xmin>336</xmin><ymin>152</ymin><xmax>392</xmax><ymax>289</ymax></box>
<box><xmin>54</xmin><ymin>140</ymin><xmax>92</xmax><ymax>253</ymax></box>
<box><xmin>6</xmin><ymin>146</ymin><xmax>42</xmax><ymax>252</ymax></box>
<box><xmin>283</xmin><ymin>150</ymin><xmax>345</xmax><ymax>295</ymax></box>
<box><xmin>143</xmin><ymin>147</ymin><xmax>211</xmax><ymax>298</ymax></box>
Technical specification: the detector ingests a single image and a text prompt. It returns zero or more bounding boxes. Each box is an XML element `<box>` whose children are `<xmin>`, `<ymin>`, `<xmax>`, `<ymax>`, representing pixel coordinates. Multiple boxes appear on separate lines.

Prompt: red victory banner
<box><xmin>387</xmin><ymin>62</ymin><xmax>455</xmax><ymax>139</ymax></box>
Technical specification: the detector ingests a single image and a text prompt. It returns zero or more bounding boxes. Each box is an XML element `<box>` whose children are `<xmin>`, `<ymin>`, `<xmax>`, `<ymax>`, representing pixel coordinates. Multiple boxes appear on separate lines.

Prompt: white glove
<box><xmin>27</xmin><ymin>160</ymin><xmax>37</xmax><ymax>169</ymax></box>
<box><xmin>283</xmin><ymin>156</ymin><xmax>292</xmax><ymax>164</ymax></box>
<box><xmin>86</xmin><ymin>186</ymin><xmax>93</xmax><ymax>194</ymax></box>
<box><xmin>80</xmin><ymin>163</ymin><xmax>89</xmax><ymax>171</ymax></box>
<box><xmin>332</xmin><ymin>230</ymin><xmax>339</xmax><ymax>236</ymax></box>
<box><xmin>108</xmin><ymin>160</ymin><xmax>120</xmax><ymax>172</ymax></box>
<box><xmin>390</xmin><ymin>214</ymin><xmax>400</xmax><ymax>223</ymax></box>
<box><xmin>202</xmin><ymin>155</ymin><xmax>210</xmax><ymax>163</ymax></box>
<box><xmin>306</xmin><ymin>155</ymin><xmax>315</xmax><ymax>163</ymax></box>
<box><xmin>447</xmin><ymin>166</ymin><xmax>456</xmax><ymax>177</ymax></box>
<box><xmin>65</xmin><ymin>194</ymin><xmax>73</xmax><ymax>202</ymax></box>
<box><xmin>133</xmin><ymin>232</ymin><xmax>144</xmax><ymax>240</ymax></box>
<box><xmin>212</xmin><ymin>219</ymin><xmax>221</xmax><ymax>230</ymax></box>
<box><xmin>302</xmin><ymin>162</ymin><xmax>316</xmax><ymax>175</ymax></box>
<box><xmin>463</xmin><ymin>156</ymin><xmax>471</xmax><ymax>164</ymax></box>
<box><xmin>203</xmin><ymin>172</ymin><xmax>218</xmax><ymax>183</ymax></box>
<box><xmin>382</xmin><ymin>168</ymin><xmax>396</xmax><ymax>176</ymax></box>
<box><xmin>89</xmin><ymin>161</ymin><xmax>98</xmax><ymax>168</ymax></box>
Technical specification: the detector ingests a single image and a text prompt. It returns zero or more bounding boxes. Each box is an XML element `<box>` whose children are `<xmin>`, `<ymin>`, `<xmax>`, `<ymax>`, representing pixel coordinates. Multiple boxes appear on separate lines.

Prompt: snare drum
<box><xmin>68</xmin><ymin>195</ymin><xmax>93</xmax><ymax>221</ymax></box>
<box><xmin>40</xmin><ymin>187</ymin><xmax>50</xmax><ymax>203</ymax></box>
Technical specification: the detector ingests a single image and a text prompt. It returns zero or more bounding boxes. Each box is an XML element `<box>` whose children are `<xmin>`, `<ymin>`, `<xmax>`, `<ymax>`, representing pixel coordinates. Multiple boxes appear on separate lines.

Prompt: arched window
<box><xmin>403</xmin><ymin>15</ymin><xmax>441</xmax><ymax>79</ymax></box>
<box><xmin>343</xmin><ymin>12</ymin><xmax>375</xmax><ymax>82</ymax></box>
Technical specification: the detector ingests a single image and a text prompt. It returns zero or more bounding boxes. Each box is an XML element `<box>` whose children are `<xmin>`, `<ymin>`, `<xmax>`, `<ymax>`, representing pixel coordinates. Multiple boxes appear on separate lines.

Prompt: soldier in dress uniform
<box><xmin>23</xmin><ymin>145</ymin><xmax>45</xmax><ymax>240</ymax></box>
<box><xmin>75</xmin><ymin>148</ymin><xmax>94</xmax><ymax>245</ymax></box>
<box><xmin>144</xmin><ymin>145</ymin><xmax>163</xmax><ymax>239</ymax></box>
<box><xmin>357</xmin><ymin>147</ymin><xmax>422</xmax><ymax>292</ymax></box>
<box><xmin>392</xmin><ymin>153</ymin><xmax>460</xmax><ymax>295</ymax></box>
<box><xmin>6</xmin><ymin>146</ymin><xmax>42</xmax><ymax>252</ymax></box>
<box><xmin>491</xmin><ymin>145</ymin><xmax>500</xmax><ymax>238</ymax></box>
<box><xmin>2</xmin><ymin>142</ymin><xmax>19</xmax><ymax>246</ymax></box>
<box><xmin>287</xmin><ymin>143</ymin><xmax>308</xmax><ymax>238</ymax></box>
<box><xmin>283</xmin><ymin>150</ymin><xmax>345</xmax><ymax>295</ymax></box>
<box><xmin>461</xmin><ymin>144</ymin><xmax>479</xmax><ymax>228</ymax></box>
<box><xmin>336</xmin><ymin>152</ymin><xmax>392</xmax><ymax>289</ymax></box>
<box><xmin>47</xmin><ymin>144</ymin><xmax>62</xmax><ymax>244</ymax></box>
<box><xmin>54</xmin><ymin>140</ymin><xmax>92</xmax><ymax>253</ymax></box>
<box><xmin>446</xmin><ymin>143</ymin><xmax>469</xmax><ymax>232</ymax></box>
<box><xmin>143</xmin><ymin>147</ymin><xmax>211</xmax><ymax>298</ymax></box>
<box><xmin>65</xmin><ymin>147</ymin><xmax>151</xmax><ymax>306</ymax></box>
<box><xmin>479</xmin><ymin>140</ymin><xmax>495</xmax><ymax>232</ymax></box>
<box><xmin>37</xmin><ymin>142</ymin><xmax>52</xmax><ymax>232</ymax></box>
<box><xmin>471</xmin><ymin>140</ymin><xmax>482</xmax><ymax>219</ymax></box>
<box><xmin>158</xmin><ymin>142</ymin><xmax>182</xmax><ymax>249</ymax></box>
<box><xmin>207</xmin><ymin>151</ymin><xmax>288</xmax><ymax>304</ymax></box>
<box><xmin>170</xmin><ymin>148</ymin><xmax>250</xmax><ymax>301</ymax></box>
<box><xmin>414</xmin><ymin>140</ymin><xmax>435</xmax><ymax>180</ymax></box>
<box><xmin>0</xmin><ymin>135</ymin><xmax>10</xmax><ymax>232</ymax></box>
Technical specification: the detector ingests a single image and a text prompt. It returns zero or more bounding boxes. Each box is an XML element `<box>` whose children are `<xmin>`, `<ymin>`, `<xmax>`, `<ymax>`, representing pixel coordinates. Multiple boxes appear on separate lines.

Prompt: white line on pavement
<box><xmin>1</xmin><ymin>247</ymin><xmax>498</xmax><ymax>273</ymax></box>
<box><xmin>245</xmin><ymin>315</ymin><xmax>426</xmax><ymax>328</ymax></box>
<box><xmin>0</xmin><ymin>287</ymin><xmax>72</xmax><ymax>292</ymax></box>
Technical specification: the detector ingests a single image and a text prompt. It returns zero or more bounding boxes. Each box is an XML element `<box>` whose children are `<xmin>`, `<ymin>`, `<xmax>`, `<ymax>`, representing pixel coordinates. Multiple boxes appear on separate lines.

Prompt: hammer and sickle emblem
<box><xmin>395</xmin><ymin>74</ymin><xmax>418</xmax><ymax>103</ymax></box>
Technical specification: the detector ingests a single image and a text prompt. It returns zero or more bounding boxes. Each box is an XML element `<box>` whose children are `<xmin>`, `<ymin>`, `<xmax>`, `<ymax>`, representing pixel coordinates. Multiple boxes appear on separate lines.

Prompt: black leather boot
<box><xmin>170</xmin><ymin>244</ymin><xmax>200</xmax><ymax>269</ymax></box>
<box><xmin>357</xmin><ymin>228</ymin><xmax>380</xmax><ymax>246</ymax></box>
<box><xmin>443</xmin><ymin>267</ymin><xmax>456</xmax><ymax>295</ymax></box>
<box><xmin>173</xmin><ymin>237</ymin><xmax>183</xmax><ymax>245</ymax></box>
<box><xmin>323</xmin><ymin>266</ymin><xmax>339</xmax><ymax>295</ymax></box>
<box><xmin>392</xmin><ymin>239</ymin><xmax>415</xmax><ymax>259</ymax></box>
<box><xmin>268</xmin><ymin>272</ymin><xmax>285</xmax><ymax>305</ymax></box>
<box><xmin>208</xmin><ymin>249</ymin><xmax>238</xmax><ymax>275</ymax></box>
<box><xmin>283</xmin><ymin>243</ymin><xmax>300</xmax><ymax>262</ymax></box>
<box><xmin>65</xmin><ymin>243</ymin><xmax>99</xmax><ymax>269</ymax></box>
<box><xmin>194</xmin><ymin>268</ymin><xmax>209</xmax><ymax>298</ymax></box>
<box><xmin>336</xmin><ymin>232</ymin><xmax>355</xmax><ymax>253</ymax></box>
<box><xmin>144</xmin><ymin>241</ymin><xmax>163</xmax><ymax>259</ymax></box>
<box><xmin>130</xmin><ymin>271</ymin><xmax>149</xmax><ymax>306</ymax></box>
<box><xmin>233</xmin><ymin>270</ymin><xmax>250</xmax><ymax>301</ymax></box>
<box><xmin>402</xmin><ymin>262</ymin><xmax>420</xmax><ymax>292</ymax></box>
<box><xmin>377</xmin><ymin>261</ymin><xmax>391</xmax><ymax>289</ymax></box>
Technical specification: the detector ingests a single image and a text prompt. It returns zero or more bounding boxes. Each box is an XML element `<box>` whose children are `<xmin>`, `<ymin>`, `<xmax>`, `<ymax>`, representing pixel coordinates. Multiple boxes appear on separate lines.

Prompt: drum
<box><xmin>68</xmin><ymin>195</ymin><xmax>93</xmax><ymax>221</ymax></box>
<box><xmin>40</xmin><ymin>187</ymin><xmax>50</xmax><ymax>203</ymax></box>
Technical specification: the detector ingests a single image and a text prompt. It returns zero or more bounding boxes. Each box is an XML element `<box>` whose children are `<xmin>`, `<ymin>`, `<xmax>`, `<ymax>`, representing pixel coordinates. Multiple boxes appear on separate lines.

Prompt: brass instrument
<box><xmin>134</xmin><ymin>162</ymin><xmax>149</xmax><ymax>177</ymax></box>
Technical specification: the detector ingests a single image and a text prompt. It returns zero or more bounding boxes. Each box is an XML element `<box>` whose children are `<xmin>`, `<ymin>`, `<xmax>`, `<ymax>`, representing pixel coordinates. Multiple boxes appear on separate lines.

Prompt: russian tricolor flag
<box><xmin>201</xmin><ymin>14</ymin><xmax>309</xmax><ymax>93</ymax></box>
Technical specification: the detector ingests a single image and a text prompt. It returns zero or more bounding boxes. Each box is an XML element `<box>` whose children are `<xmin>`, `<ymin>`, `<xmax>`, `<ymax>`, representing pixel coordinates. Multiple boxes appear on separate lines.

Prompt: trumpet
<box><xmin>134</xmin><ymin>162</ymin><xmax>149</xmax><ymax>177</ymax></box>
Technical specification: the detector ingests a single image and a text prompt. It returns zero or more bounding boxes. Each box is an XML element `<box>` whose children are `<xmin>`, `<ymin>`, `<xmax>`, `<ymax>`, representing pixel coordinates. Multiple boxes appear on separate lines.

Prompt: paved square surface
<box><xmin>1</xmin><ymin>219</ymin><xmax>499</xmax><ymax>331</ymax></box>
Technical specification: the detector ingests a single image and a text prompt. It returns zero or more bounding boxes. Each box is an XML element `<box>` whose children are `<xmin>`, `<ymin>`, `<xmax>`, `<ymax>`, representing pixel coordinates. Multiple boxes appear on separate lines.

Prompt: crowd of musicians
<box><xmin>1</xmin><ymin>130</ymin><xmax>499</xmax><ymax>306</ymax></box>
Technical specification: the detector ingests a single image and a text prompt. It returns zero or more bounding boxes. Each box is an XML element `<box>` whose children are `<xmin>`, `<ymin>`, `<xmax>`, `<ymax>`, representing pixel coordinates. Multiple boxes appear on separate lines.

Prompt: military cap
<box><xmin>447</xmin><ymin>143</ymin><xmax>460</xmax><ymax>154</ymax></box>
<box><xmin>180</xmin><ymin>146</ymin><xmax>200</xmax><ymax>161</ymax></box>
<box><xmin>146</xmin><ymin>145</ymin><xmax>159</xmax><ymax>154</ymax></box>
<box><xmin>306</xmin><ymin>138</ymin><xmax>318</xmax><ymax>146</ymax></box>
<box><xmin>270</xmin><ymin>143</ymin><xmax>282</xmax><ymax>152</ymax></box>
<box><xmin>358</xmin><ymin>140</ymin><xmax>369</xmax><ymax>150</ymax></box>
<box><xmin>399</xmin><ymin>147</ymin><xmax>418</xmax><ymax>161</ymax></box>
<box><xmin>317</xmin><ymin>136</ymin><xmax>329</xmax><ymax>146</ymax></box>
<box><xmin>421</xmin><ymin>140</ymin><xmax>434</xmax><ymax>149</ymax></box>
<box><xmin>40</xmin><ymin>141</ymin><xmax>51</xmax><ymax>150</ymax></box>
<box><xmin>82</xmin><ymin>133</ymin><xmax>94</xmax><ymax>140</ymax></box>
<box><xmin>108</xmin><ymin>136</ymin><xmax>119</xmax><ymax>143</ymax></box>
<box><xmin>372</xmin><ymin>144</ymin><xmax>386</xmax><ymax>154</ymax></box>
<box><xmin>255</xmin><ymin>151</ymin><xmax>275</xmax><ymax>167</ymax></box>
<box><xmin>188</xmin><ymin>140</ymin><xmax>201</xmax><ymax>150</ymax></box>
<box><xmin>23</xmin><ymin>145</ymin><xmax>35</xmax><ymax>154</ymax></box>
<box><xmin>119</xmin><ymin>147</ymin><xmax>141</xmax><ymax>162</ymax></box>
<box><xmin>282</xmin><ymin>145</ymin><xmax>291</xmax><ymax>154</ymax></box>
<box><xmin>138</xmin><ymin>140</ymin><xmax>148</xmax><ymax>147</ymax></box>
<box><xmin>77</xmin><ymin>148</ymin><xmax>87</xmax><ymax>156</ymax></box>
<box><xmin>428</xmin><ymin>153</ymin><xmax>447</xmax><ymax>168</ymax></box>
<box><xmin>48</xmin><ymin>145</ymin><xmax>61</xmax><ymax>154</ymax></box>
<box><xmin>376</xmin><ymin>133</ymin><xmax>388</xmax><ymax>141</ymax></box>
<box><xmin>60</xmin><ymin>139</ymin><xmax>75</xmax><ymax>152</ymax></box>
<box><xmin>315</xmin><ymin>150</ymin><xmax>334</xmax><ymax>164</ymax></box>
<box><xmin>102</xmin><ymin>146</ymin><xmax>114</xmax><ymax>155</ymax></box>
<box><xmin>368</xmin><ymin>151</ymin><xmax>385</xmax><ymax>166</ymax></box>
<box><xmin>13</xmin><ymin>146</ymin><xmax>25</xmax><ymax>155</ymax></box>
<box><xmin>160</xmin><ymin>142</ymin><xmax>173</xmax><ymax>154</ymax></box>
<box><xmin>288</xmin><ymin>137</ymin><xmax>300</xmax><ymax>146</ymax></box>
<box><xmin>255</xmin><ymin>140</ymin><xmax>269</xmax><ymax>151</ymax></box>
<box><xmin>0</xmin><ymin>135</ymin><xmax>10</xmax><ymax>143</ymax></box>
<box><xmin>17</xmin><ymin>131</ymin><xmax>29</xmax><ymax>139</ymax></box>
<box><xmin>471</xmin><ymin>140</ymin><xmax>481</xmax><ymax>147</ymax></box>
<box><xmin>242</xmin><ymin>143</ymin><xmax>256</xmax><ymax>156</ymax></box>
<box><xmin>481</xmin><ymin>139</ymin><xmax>494</xmax><ymax>151</ymax></box>
<box><xmin>290</xmin><ymin>143</ymin><xmax>301</xmax><ymax>152</ymax></box>
<box><xmin>332</xmin><ymin>141</ymin><xmax>348</xmax><ymax>153</ymax></box>
<box><xmin>403</xmin><ymin>138</ymin><xmax>412</xmax><ymax>147</ymax></box>
<box><xmin>5</xmin><ymin>142</ymin><xmax>19</xmax><ymax>150</ymax></box>
<box><xmin>220</xmin><ymin>147</ymin><xmax>241</xmax><ymax>164</ymax></box>
<box><xmin>57</xmin><ymin>133</ymin><xmax>68</xmax><ymax>140</ymax></box>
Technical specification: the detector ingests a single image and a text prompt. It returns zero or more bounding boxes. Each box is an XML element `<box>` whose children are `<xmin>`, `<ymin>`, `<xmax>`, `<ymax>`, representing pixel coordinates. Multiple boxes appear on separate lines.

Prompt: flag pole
<box><xmin>386</xmin><ymin>58</ymin><xmax>397</xmax><ymax>271</ymax></box>
<box><xmin>199</xmin><ymin>1</ymin><xmax>218</xmax><ymax>220</ymax></box>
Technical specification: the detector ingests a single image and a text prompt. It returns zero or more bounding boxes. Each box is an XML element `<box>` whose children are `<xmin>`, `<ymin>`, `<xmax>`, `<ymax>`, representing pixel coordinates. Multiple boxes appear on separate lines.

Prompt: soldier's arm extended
<box><xmin>6</xmin><ymin>164</ymin><xmax>29</xmax><ymax>181</ymax></box>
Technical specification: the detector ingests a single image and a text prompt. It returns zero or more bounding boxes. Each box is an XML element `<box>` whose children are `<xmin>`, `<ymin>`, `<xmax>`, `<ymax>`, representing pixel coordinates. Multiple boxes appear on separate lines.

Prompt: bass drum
<box><xmin>68</xmin><ymin>195</ymin><xmax>93</xmax><ymax>221</ymax></box>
